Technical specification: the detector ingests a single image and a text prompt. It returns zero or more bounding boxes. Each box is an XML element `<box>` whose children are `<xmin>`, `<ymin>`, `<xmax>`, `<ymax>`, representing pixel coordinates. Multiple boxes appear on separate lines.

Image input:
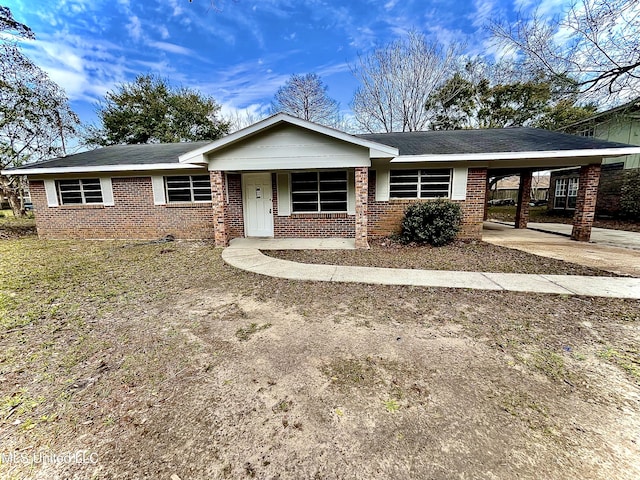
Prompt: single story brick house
<box><xmin>5</xmin><ymin>113</ymin><xmax>640</xmax><ymax>248</ymax></box>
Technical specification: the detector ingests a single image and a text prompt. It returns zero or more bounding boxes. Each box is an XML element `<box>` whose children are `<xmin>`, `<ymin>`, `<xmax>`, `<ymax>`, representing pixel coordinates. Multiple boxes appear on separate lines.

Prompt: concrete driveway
<box><xmin>483</xmin><ymin>221</ymin><xmax>640</xmax><ymax>277</ymax></box>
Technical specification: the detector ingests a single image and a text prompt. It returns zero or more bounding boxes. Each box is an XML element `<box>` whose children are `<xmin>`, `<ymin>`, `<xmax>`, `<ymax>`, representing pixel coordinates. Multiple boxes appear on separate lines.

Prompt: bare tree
<box><xmin>226</xmin><ymin>108</ymin><xmax>265</xmax><ymax>133</ymax></box>
<box><xmin>270</xmin><ymin>73</ymin><xmax>341</xmax><ymax>127</ymax></box>
<box><xmin>490</xmin><ymin>0</ymin><xmax>640</xmax><ymax>99</ymax></box>
<box><xmin>350</xmin><ymin>31</ymin><xmax>463</xmax><ymax>133</ymax></box>
<box><xmin>0</xmin><ymin>6</ymin><xmax>33</xmax><ymax>38</ymax></box>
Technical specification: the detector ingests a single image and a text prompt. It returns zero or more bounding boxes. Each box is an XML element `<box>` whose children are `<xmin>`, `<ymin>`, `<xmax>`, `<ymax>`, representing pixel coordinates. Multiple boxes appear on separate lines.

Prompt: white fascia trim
<box><xmin>390</xmin><ymin>147</ymin><xmax>640</xmax><ymax>163</ymax></box>
<box><xmin>178</xmin><ymin>113</ymin><xmax>398</xmax><ymax>164</ymax></box>
<box><xmin>2</xmin><ymin>163</ymin><xmax>205</xmax><ymax>176</ymax></box>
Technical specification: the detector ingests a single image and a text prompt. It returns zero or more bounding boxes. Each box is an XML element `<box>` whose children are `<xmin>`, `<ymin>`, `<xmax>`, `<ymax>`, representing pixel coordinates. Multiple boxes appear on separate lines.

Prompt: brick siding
<box><xmin>571</xmin><ymin>164</ymin><xmax>601</xmax><ymax>241</ymax></box>
<box><xmin>368</xmin><ymin>168</ymin><xmax>487</xmax><ymax>240</ymax></box>
<box><xmin>354</xmin><ymin>166</ymin><xmax>369</xmax><ymax>248</ymax></box>
<box><xmin>515</xmin><ymin>169</ymin><xmax>532</xmax><ymax>229</ymax></box>
<box><xmin>226</xmin><ymin>173</ymin><xmax>244</xmax><ymax>239</ymax></box>
<box><xmin>271</xmin><ymin>174</ymin><xmax>356</xmax><ymax>238</ymax></box>
<box><xmin>30</xmin><ymin>168</ymin><xmax>488</xmax><ymax>242</ymax></box>
<box><xmin>30</xmin><ymin>177</ymin><xmax>215</xmax><ymax>239</ymax></box>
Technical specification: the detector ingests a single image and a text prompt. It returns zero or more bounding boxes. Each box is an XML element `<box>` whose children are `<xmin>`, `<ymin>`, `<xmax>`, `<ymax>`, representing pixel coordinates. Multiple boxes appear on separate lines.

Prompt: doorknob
<box><xmin>269</xmin><ymin>208</ymin><xmax>272</xmax><ymax>214</ymax></box>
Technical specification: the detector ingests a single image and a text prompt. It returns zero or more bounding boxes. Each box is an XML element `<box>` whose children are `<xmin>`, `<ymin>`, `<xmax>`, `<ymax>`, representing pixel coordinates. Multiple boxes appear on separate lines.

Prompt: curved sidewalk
<box><xmin>222</xmin><ymin>245</ymin><xmax>640</xmax><ymax>299</ymax></box>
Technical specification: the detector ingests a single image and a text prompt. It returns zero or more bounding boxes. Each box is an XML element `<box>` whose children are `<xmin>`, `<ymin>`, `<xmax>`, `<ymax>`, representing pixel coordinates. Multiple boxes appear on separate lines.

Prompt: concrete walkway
<box><xmin>222</xmin><ymin>238</ymin><xmax>640</xmax><ymax>299</ymax></box>
<box><xmin>483</xmin><ymin>221</ymin><xmax>640</xmax><ymax>277</ymax></box>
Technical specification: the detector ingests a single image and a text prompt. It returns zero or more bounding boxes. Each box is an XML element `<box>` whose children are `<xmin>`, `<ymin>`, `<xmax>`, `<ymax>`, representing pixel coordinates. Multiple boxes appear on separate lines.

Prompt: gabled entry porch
<box><xmin>209</xmin><ymin>166</ymin><xmax>371</xmax><ymax>248</ymax></box>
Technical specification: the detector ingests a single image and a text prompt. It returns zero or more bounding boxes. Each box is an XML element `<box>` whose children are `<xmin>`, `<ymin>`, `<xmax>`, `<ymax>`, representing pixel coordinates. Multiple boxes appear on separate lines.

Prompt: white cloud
<box><xmin>21</xmin><ymin>33</ymin><xmax>130</xmax><ymax>103</ymax></box>
<box><xmin>384</xmin><ymin>0</ymin><xmax>400</xmax><ymax>10</ymax></box>
<box><xmin>470</xmin><ymin>0</ymin><xmax>496</xmax><ymax>29</ymax></box>
<box><xmin>126</xmin><ymin>15</ymin><xmax>142</xmax><ymax>41</ymax></box>
<box><xmin>316</xmin><ymin>62</ymin><xmax>350</xmax><ymax>77</ymax></box>
<box><xmin>157</xmin><ymin>25</ymin><xmax>170</xmax><ymax>40</ymax></box>
<box><xmin>167</xmin><ymin>0</ymin><xmax>184</xmax><ymax>17</ymax></box>
<box><xmin>148</xmin><ymin>41</ymin><xmax>194</xmax><ymax>57</ymax></box>
<box><xmin>199</xmin><ymin>59</ymin><xmax>292</xmax><ymax>108</ymax></box>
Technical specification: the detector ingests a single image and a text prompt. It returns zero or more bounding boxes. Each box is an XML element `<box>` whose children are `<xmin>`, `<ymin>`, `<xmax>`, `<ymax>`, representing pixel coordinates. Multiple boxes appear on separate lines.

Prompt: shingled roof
<box><xmin>357</xmin><ymin>127</ymin><xmax>633</xmax><ymax>156</ymax></box>
<box><xmin>5</xmin><ymin>125</ymin><xmax>640</xmax><ymax>176</ymax></box>
<box><xmin>12</xmin><ymin>141</ymin><xmax>212</xmax><ymax>170</ymax></box>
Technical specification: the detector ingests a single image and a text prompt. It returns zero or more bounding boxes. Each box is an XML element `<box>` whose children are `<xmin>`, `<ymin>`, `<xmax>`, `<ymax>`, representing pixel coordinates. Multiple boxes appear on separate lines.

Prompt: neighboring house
<box><xmin>3</xmin><ymin>114</ymin><xmax>639</xmax><ymax>246</ymax></box>
<box><xmin>553</xmin><ymin>98</ymin><xmax>640</xmax><ymax>214</ymax></box>
<box><xmin>491</xmin><ymin>174</ymin><xmax>550</xmax><ymax>202</ymax></box>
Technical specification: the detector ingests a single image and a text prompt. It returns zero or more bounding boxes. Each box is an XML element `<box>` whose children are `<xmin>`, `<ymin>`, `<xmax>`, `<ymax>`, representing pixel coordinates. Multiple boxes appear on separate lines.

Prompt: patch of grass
<box><xmin>501</xmin><ymin>391</ymin><xmax>554</xmax><ymax>435</ymax></box>
<box><xmin>383</xmin><ymin>398</ymin><xmax>400</xmax><ymax>413</ymax></box>
<box><xmin>235</xmin><ymin>322</ymin><xmax>272</xmax><ymax>341</ymax></box>
<box><xmin>0</xmin><ymin>389</ymin><xmax>45</xmax><ymax>421</ymax></box>
<box><xmin>598</xmin><ymin>347</ymin><xmax>640</xmax><ymax>380</ymax></box>
<box><xmin>572</xmin><ymin>351</ymin><xmax>587</xmax><ymax>361</ymax></box>
<box><xmin>323</xmin><ymin>357</ymin><xmax>379</xmax><ymax>389</ymax></box>
<box><xmin>529</xmin><ymin>349</ymin><xmax>572</xmax><ymax>382</ymax></box>
<box><xmin>323</xmin><ymin>356</ymin><xmax>428</xmax><ymax>410</ymax></box>
<box><xmin>272</xmin><ymin>399</ymin><xmax>292</xmax><ymax>413</ymax></box>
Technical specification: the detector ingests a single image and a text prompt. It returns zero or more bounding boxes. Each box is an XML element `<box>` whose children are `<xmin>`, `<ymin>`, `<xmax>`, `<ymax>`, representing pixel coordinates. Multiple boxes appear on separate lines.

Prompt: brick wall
<box><xmin>30</xmin><ymin>177</ymin><xmax>215</xmax><ymax>240</ymax></box>
<box><xmin>354</xmin><ymin>166</ymin><xmax>369</xmax><ymax>248</ymax></box>
<box><xmin>571</xmin><ymin>164</ymin><xmax>601</xmax><ymax>241</ymax></box>
<box><xmin>368</xmin><ymin>168</ymin><xmax>487</xmax><ymax>240</ymax></box>
<box><xmin>515</xmin><ymin>169</ymin><xmax>532</xmax><ymax>228</ymax></box>
<box><xmin>226</xmin><ymin>173</ymin><xmax>244</xmax><ymax>239</ymax></box>
<box><xmin>31</xmin><ymin>168</ymin><xmax>488</xmax><ymax>242</ymax></box>
<box><xmin>596</xmin><ymin>163</ymin><xmax>625</xmax><ymax>214</ymax></box>
<box><xmin>271</xmin><ymin>173</ymin><xmax>356</xmax><ymax>238</ymax></box>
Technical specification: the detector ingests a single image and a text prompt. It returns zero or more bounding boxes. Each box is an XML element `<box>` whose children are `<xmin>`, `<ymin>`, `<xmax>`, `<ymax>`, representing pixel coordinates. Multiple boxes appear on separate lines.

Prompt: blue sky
<box><xmin>4</xmin><ymin>0</ymin><xmax>568</xmax><ymax>128</ymax></box>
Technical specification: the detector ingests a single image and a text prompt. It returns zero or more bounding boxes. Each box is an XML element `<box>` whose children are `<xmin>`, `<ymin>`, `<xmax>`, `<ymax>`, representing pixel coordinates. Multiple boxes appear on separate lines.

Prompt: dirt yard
<box><xmin>265</xmin><ymin>238</ymin><xmax>617</xmax><ymax>277</ymax></box>
<box><xmin>1</xmin><ymin>234</ymin><xmax>639</xmax><ymax>479</ymax></box>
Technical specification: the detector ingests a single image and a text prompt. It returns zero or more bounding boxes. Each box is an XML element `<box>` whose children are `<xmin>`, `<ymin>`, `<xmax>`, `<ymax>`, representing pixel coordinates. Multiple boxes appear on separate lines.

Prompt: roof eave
<box><xmin>391</xmin><ymin>147</ymin><xmax>640</xmax><ymax>163</ymax></box>
<box><xmin>1</xmin><ymin>162</ymin><xmax>205</xmax><ymax>176</ymax></box>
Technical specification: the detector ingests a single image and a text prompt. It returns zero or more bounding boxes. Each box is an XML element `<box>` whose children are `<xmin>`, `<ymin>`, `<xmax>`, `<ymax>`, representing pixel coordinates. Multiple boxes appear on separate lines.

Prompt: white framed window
<box><xmin>56</xmin><ymin>178</ymin><xmax>103</xmax><ymax>205</ymax></box>
<box><xmin>567</xmin><ymin>177</ymin><xmax>579</xmax><ymax>209</ymax></box>
<box><xmin>554</xmin><ymin>177</ymin><xmax>579</xmax><ymax>209</ymax></box>
<box><xmin>554</xmin><ymin>178</ymin><xmax>567</xmax><ymax>209</ymax></box>
<box><xmin>389</xmin><ymin>169</ymin><xmax>451</xmax><ymax>199</ymax></box>
<box><xmin>291</xmin><ymin>170</ymin><xmax>347</xmax><ymax>213</ymax></box>
<box><xmin>165</xmin><ymin>175</ymin><xmax>212</xmax><ymax>202</ymax></box>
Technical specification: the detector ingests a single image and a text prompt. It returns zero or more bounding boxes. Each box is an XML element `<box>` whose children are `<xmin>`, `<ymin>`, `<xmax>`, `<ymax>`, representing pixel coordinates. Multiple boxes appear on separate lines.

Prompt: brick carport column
<box><xmin>354</xmin><ymin>166</ymin><xmax>369</xmax><ymax>249</ymax></box>
<box><xmin>571</xmin><ymin>163</ymin><xmax>601</xmax><ymax>242</ymax></box>
<box><xmin>210</xmin><ymin>170</ymin><xmax>228</xmax><ymax>247</ymax></box>
<box><xmin>515</xmin><ymin>169</ymin><xmax>533</xmax><ymax>229</ymax></box>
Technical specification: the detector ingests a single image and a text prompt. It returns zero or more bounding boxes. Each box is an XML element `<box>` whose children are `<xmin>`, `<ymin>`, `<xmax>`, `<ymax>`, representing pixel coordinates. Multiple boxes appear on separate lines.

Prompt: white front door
<box><xmin>243</xmin><ymin>173</ymin><xmax>274</xmax><ymax>237</ymax></box>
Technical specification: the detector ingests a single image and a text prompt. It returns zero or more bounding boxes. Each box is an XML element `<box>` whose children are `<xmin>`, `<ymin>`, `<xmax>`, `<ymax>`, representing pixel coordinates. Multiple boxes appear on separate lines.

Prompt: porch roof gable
<box><xmin>178</xmin><ymin>113</ymin><xmax>399</xmax><ymax>165</ymax></box>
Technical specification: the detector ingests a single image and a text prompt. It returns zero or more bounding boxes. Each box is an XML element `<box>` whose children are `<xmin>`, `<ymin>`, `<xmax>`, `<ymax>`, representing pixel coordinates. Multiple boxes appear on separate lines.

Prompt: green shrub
<box><xmin>400</xmin><ymin>199</ymin><xmax>462</xmax><ymax>246</ymax></box>
<box><xmin>620</xmin><ymin>169</ymin><xmax>640</xmax><ymax>220</ymax></box>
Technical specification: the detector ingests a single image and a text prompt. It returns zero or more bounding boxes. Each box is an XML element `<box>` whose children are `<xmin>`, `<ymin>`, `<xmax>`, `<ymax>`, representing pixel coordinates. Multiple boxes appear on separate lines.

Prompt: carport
<box><xmin>472</xmin><ymin>129</ymin><xmax>640</xmax><ymax>242</ymax></box>
<box><xmin>487</xmin><ymin>163</ymin><xmax>600</xmax><ymax>241</ymax></box>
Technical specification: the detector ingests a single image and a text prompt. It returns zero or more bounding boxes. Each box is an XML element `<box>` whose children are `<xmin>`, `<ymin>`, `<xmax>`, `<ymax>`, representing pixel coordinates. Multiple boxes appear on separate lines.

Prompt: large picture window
<box><xmin>165</xmin><ymin>175</ymin><xmax>212</xmax><ymax>202</ymax></box>
<box><xmin>291</xmin><ymin>171</ymin><xmax>347</xmax><ymax>213</ymax></box>
<box><xmin>389</xmin><ymin>169</ymin><xmax>451</xmax><ymax>199</ymax></box>
<box><xmin>56</xmin><ymin>179</ymin><xmax>103</xmax><ymax>205</ymax></box>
